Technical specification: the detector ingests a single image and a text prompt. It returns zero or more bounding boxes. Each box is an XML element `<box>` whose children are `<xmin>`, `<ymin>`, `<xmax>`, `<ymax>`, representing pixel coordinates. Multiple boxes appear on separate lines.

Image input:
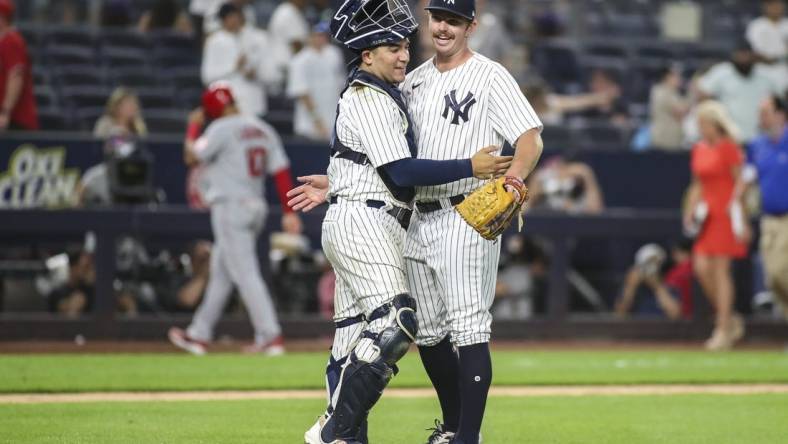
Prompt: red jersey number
<box><xmin>246</xmin><ymin>147</ymin><xmax>267</xmax><ymax>177</ymax></box>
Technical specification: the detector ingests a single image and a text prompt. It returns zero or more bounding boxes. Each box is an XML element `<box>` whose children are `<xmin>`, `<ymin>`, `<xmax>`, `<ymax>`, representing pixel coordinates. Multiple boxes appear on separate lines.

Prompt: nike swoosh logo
<box><xmin>413</xmin><ymin>82</ymin><xmax>423</xmax><ymax>89</ymax></box>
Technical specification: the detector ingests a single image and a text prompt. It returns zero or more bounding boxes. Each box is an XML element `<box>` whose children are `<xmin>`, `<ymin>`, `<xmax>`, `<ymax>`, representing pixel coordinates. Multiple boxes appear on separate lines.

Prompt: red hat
<box><xmin>0</xmin><ymin>0</ymin><xmax>14</xmax><ymax>21</ymax></box>
<box><xmin>201</xmin><ymin>83</ymin><xmax>235</xmax><ymax>119</ymax></box>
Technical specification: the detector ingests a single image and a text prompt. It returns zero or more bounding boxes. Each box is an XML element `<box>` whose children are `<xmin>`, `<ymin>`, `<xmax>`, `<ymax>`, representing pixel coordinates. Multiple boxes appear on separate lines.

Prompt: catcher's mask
<box><xmin>331</xmin><ymin>0</ymin><xmax>418</xmax><ymax>52</ymax></box>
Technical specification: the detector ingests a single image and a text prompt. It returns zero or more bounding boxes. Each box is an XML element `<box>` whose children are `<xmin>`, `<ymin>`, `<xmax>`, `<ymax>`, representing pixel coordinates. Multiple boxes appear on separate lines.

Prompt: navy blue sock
<box><xmin>455</xmin><ymin>343</ymin><xmax>492</xmax><ymax>444</ymax></box>
<box><xmin>418</xmin><ymin>337</ymin><xmax>461</xmax><ymax>432</ymax></box>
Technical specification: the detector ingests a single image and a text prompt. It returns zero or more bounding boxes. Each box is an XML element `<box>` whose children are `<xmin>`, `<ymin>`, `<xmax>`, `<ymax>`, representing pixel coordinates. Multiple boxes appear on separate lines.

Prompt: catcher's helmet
<box><xmin>331</xmin><ymin>0</ymin><xmax>418</xmax><ymax>52</ymax></box>
<box><xmin>201</xmin><ymin>83</ymin><xmax>235</xmax><ymax>119</ymax></box>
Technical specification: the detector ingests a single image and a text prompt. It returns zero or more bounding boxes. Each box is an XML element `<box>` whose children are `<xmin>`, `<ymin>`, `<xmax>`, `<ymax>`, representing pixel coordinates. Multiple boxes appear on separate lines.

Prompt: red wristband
<box><xmin>186</xmin><ymin>121</ymin><xmax>202</xmax><ymax>141</ymax></box>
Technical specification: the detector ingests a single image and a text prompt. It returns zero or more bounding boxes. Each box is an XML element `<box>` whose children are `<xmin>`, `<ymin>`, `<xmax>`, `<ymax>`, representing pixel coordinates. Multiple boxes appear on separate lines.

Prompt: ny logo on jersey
<box><xmin>442</xmin><ymin>90</ymin><xmax>477</xmax><ymax>125</ymax></box>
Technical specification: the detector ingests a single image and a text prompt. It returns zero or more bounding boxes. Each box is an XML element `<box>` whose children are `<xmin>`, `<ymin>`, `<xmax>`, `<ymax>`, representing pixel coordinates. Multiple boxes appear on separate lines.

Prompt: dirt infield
<box><xmin>2</xmin><ymin>384</ymin><xmax>787</xmax><ymax>404</ymax></box>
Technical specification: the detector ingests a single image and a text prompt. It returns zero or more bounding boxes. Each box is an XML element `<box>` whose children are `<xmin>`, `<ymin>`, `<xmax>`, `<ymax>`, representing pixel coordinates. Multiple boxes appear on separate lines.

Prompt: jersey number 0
<box><xmin>246</xmin><ymin>147</ymin><xmax>267</xmax><ymax>177</ymax></box>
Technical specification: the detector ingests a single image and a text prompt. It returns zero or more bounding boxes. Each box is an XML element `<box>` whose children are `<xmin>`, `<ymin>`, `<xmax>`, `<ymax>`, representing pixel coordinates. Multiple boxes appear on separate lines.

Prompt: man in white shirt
<box><xmin>201</xmin><ymin>3</ymin><xmax>274</xmax><ymax>117</ymax></box>
<box><xmin>746</xmin><ymin>0</ymin><xmax>788</xmax><ymax>91</ymax></box>
<box><xmin>268</xmin><ymin>0</ymin><xmax>310</xmax><ymax>89</ymax></box>
<box><xmin>286</xmin><ymin>22</ymin><xmax>346</xmax><ymax>141</ymax></box>
<box><xmin>201</xmin><ymin>0</ymin><xmax>256</xmax><ymax>36</ymax></box>
<box><xmin>699</xmin><ymin>42</ymin><xmax>782</xmax><ymax>142</ymax></box>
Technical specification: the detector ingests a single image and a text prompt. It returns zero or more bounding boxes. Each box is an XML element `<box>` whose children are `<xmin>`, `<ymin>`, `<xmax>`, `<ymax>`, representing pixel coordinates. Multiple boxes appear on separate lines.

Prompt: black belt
<box><xmin>416</xmin><ymin>194</ymin><xmax>465</xmax><ymax>213</ymax></box>
<box><xmin>330</xmin><ymin>196</ymin><xmax>412</xmax><ymax>230</ymax></box>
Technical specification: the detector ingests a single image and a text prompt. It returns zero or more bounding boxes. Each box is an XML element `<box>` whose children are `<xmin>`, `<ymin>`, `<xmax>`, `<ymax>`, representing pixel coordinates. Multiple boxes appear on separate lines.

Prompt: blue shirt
<box><xmin>748</xmin><ymin>127</ymin><xmax>788</xmax><ymax>215</ymax></box>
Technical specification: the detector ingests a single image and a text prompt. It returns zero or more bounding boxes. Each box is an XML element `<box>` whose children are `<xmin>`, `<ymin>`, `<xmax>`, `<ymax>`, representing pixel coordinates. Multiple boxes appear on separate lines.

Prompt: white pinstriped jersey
<box><xmin>327</xmin><ymin>83</ymin><xmax>414</xmax><ymax>207</ymax></box>
<box><xmin>401</xmin><ymin>52</ymin><xmax>542</xmax><ymax>200</ymax></box>
<box><xmin>194</xmin><ymin>114</ymin><xmax>289</xmax><ymax>204</ymax></box>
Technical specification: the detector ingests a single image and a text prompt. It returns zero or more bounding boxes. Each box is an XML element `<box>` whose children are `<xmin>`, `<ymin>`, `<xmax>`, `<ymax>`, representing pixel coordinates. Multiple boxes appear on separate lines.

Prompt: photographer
<box><xmin>614</xmin><ymin>240</ymin><xmax>694</xmax><ymax>320</ymax></box>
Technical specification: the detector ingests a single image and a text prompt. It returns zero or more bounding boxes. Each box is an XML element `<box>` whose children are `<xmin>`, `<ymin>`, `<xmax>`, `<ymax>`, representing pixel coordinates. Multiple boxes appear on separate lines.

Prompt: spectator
<box><xmin>268</xmin><ymin>0</ymin><xmax>309</xmax><ymax>88</ymax></box>
<box><xmin>649</xmin><ymin>65</ymin><xmax>690</xmax><ymax>150</ymax></box>
<box><xmin>201</xmin><ymin>3</ymin><xmax>274</xmax><ymax>117</ymax></box>
<box><xmin>527</xmin><ymin>154</ymin><xmax>605</xmax><ymax>214</ymax></box>
<box><xmin>286</xmin><ymin>22</ymin><xmax>345</xmax><ymax>141</ymax></box>
<box><xmin>202</xmin><ymin>0</ymin><xmax>255</xmax><ymax>36</ymax></box>
<box><xmin>682</xmin><ymin>65</ymin><xmax>714</xmax><ymax>147</ymax></box>
<box><xmin>699</xmin><ymin>41</ymin><xmax>781</xmax><ymax>142</ymax></box>
<box><xmin>745</xmin><ymin>0</ymin><xmax>788</xmax><ymax>92</ymax></box>
<box><xmin>46</xmin><ymin>249</ymin><xmax>95</xmax><ymax>317</ymax></box>
<box><xmin>188</xmin><ymin>0</ymin><xmax>221</xmax><ymax>42</ymax></box>
<box><xmin>493</xmin><ymin>235</ymin><xmax>549</xmax><ymax>320</ymax></box>
<box><xmin>170</xmin><ymin>240</ymin><xmax>212</xmax><ymax>311</ymax></box>
<box><xmin>523</xmin><ymin>79</ymin><xmax>618</xmax><ymax>126</ymax></box>
<box><xmin>684</xmin><ymin>100</ymin><xmax>748</xmax><ymax>351</ymax></box>
<box><xmin>0</xmin><ymin>0</ymin><xmax>38</xmax><ymax>131</ymax></box>
<box><xmin>93</xmin><ymin>87</ymin><xmax>148</xmax><ymax>140</ymax></box>
<box><xmin>745</xmin><ymin>94</ymin><xmax>788</xmax><ymax>319</ymax></box>
<box><xmin>580</xmin><ymin>68</ymin><xmax>630</xmax><ymax>127</ymax></box>
<box><xmin>138</xmin><ymin>0</ymin><xmax>193</xmax><ymax>34</ymax></box>
<box><xmin>614</xmin><ymin>240</ymin><xmax>694</xmax><ymax>320</ymax></box>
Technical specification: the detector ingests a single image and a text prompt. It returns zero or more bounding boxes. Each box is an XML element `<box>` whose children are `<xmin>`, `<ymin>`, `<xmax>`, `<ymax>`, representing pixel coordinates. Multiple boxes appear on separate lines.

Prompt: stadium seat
<box><xmin>99</xmin><ymin>29</ymin><xmax>151</xmax><ymax>51</ymax></box>
<box><xmin>541</xmin><ymin>125</ymin><xmax>575</xmax><ymax>151</ymax></box>
<box><xmin>574</xmin><ymin>121</ymin><xmax>628</xmax><ymax>150</ymax></box>
<box><xmin>530</xmin><ymin>41</ymin><xmax>582</xmax><ymax>93</ymax></box>
<box><xmin>74</xmin><ymin>106</ymin><xmax>107</xmax><ymax>132</ymax></box>
<box><xmin>109</xmin><ymin>67</ymin><xmax>158</xmax><ymax>89</ymax></box>
<box><xmin>101</xmin><ymin>46</ymin><xmax>149</xmax><ymax>68</ymax></box>
<box><xmin>60</xmin><ymin>86</ymin><xmax>111</xmax><ymax>110</ymax></box>
<box><xmin>53</xmin><ymin>66</ymin><xmax>106</xmax><ymax>89</ymax></box>
<box><xmin>266</xmin><ymin>110</ymin><xmax>294</xmax><ymax>136</ymax></box>
<box><xmin>34</xmin><ymin>86</ymin><xmax>57</xmax><ymax>109</ymax></box>
<box><xmin>135</xmin><ymin>87</ymin><xmax>177</xmax><ymax>109</ymax></box>
<box><xmin>582</xmin><ymin>40</ymin><xmax>630</xmax><ymax>59</ymax></box>
<box><xmin>36</xmin><ymin>107</ymin><xmax>68</xmax><ymax>131</ymax></box>
<box><xmin>43</xmin><ymin>27</ymin><xmax>95</xmax><ymax>49</ymax></box>
<box><xmin>144</xmin><ymin>110</ymin><xmax>188</xmax><ymax>134</ymax></box>
<box><xmin>45</xmin><ymin>45</ymin><xmax>96</xmax><ymax>66</ymax></box>
<box><xmin>176</xmin><ymin>88</ymin><xmax>203</xmax><ymax>110</ymax></box>
<box><xmin>152</xmin><ymin>47</ymin><xmax>201</xmax><ymax>70</ymax></box>
<box><xmin>158</xmin><ymin>67</ymin><xmax>203</xmax><ymax>90</ymax></box>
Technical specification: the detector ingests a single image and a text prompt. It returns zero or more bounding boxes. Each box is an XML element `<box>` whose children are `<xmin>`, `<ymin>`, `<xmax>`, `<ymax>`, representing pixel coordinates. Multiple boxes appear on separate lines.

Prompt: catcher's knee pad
<box><xmin>375</xmin><ymin>293</ymin><xmax>417</xmax><ymax>366</ymax></box>
<box><xmin>323</xmin><ymin>358</ymin><xmax>393</xmax><ymax>441</ymax></box>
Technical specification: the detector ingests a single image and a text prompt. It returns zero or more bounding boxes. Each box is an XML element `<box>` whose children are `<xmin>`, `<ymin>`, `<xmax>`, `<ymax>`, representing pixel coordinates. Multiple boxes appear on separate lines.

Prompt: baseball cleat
<box><xmin>167</xmin><ymin>327</ymin><xmax>207</xmax><ymax>356</ymax></box>
<box><xmin>242</xmin><ymin>335</ymin><xmax>286</xmax><ymax>356</ymax></box>
<box><xmin>425</xmin><ymin>419</ymin><xmax>455</xmax><ymax>444</ymax></box>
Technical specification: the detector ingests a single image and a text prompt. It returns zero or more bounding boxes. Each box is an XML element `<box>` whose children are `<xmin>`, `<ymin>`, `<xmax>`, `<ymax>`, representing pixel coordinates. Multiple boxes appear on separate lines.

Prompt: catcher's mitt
<box><xmin>455</xmin><ymin>176</ymin><xmax>529</xmax><ymax>240</ymax></box>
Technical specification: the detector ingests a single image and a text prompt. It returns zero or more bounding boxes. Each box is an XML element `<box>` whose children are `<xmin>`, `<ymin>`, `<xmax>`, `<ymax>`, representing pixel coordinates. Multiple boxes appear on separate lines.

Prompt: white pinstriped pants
<box><xmin>322</xmin><ymin>202</ymin><xmax>409</xmax><ymax>361</ymax></box>
<box><xmin>404</xmin><ymin>207</ymin><xmax>500</xmax><ymax>347</ymax></box>
<box><xmin>187</xmin><ymin>199</ymin><xmax>281</xmax><ymax>344</ymax></box>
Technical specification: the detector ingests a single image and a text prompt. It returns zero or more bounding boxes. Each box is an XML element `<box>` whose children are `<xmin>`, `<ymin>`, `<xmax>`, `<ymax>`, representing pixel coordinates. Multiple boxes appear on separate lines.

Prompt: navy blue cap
<box><xmin>425</xmin><ymin>0</ymin><xmax>475</xmax><ymax>21</ymax></box>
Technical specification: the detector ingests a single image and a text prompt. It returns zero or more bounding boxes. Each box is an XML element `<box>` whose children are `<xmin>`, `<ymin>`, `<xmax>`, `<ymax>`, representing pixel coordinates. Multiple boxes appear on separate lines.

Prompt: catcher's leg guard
<box><xmin>321</xmin><ymin>294</ymin><xmax>418</xmax><ymax>442</ymax></box>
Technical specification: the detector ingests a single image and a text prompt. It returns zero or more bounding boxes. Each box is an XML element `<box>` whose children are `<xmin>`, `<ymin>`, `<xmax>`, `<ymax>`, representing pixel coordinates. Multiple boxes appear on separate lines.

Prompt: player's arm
<box><xmin>381</xmin><ymin>147</ymin><xmax>512</xmax><ymax>187</ymax></box>
<box><xmin>0</xmin><ymin>64</ymin><xmax>24</xmax><ymax>130</ymax></box>
<box><xmin>358</xmin><ymin>89</ymin><xmax>510</xmax><ymax>186</ymax></box>
<box><xmin>183</xmin><ymin>109</ymin><xmax>205</xmax><ymax>167</ymax></box>
<box><xmin>642</xmin><ymin>275</ymin><xmax>682</xmax><ymax>320</ymax></box>
<box><xmin>504</xmin><ymin>128</ymin><xmax>544</xmax><ymax>181</ymax></box>
<box><xmin>614</xmin><ymin>267</ymin><xmax>641</xmax><ymax>317</ymax></box>
<box><xmin>490</xmin><ymin>67</ymin><xmax>544</xmax><ymax>181</ymax></box>
<box><xmin>272</xmin><ymin>167</ymin><xmax>303</xmax><ymax>234</ymax></box>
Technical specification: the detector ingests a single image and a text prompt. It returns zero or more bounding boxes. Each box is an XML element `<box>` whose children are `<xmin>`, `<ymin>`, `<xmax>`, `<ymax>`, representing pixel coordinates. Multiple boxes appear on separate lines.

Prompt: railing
<box><xmin>1</xmin><ymin>207</ymin><xmax>786</xmax><ymax>341</ymax></box>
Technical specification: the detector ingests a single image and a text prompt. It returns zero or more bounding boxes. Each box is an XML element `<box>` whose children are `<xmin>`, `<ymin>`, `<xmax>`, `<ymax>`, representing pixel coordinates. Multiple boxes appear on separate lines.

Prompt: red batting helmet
<box><xmin>201</xmin><ymin>83</ymin><xmax>235</xmax><ymax>119</ymax></box>
<box><xmin>0</xmin><ymin>0</ymin><xmax>14</xmax><ymax>21</ymax></box>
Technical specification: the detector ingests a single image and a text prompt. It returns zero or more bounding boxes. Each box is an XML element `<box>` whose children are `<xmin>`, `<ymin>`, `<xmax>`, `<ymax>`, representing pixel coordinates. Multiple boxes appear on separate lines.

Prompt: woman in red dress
<box><xmin>684</xmin><ymin>101</ymin><xmax>749</xmax><ymax>351</ymax></box>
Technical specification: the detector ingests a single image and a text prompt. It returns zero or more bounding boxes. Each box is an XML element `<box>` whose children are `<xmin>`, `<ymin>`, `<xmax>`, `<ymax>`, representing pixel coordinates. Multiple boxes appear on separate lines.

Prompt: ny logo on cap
<box><xmin>444</xmin><ymin>0</ymin><xmax>456</xmax><ymax>4</ymax></box>
<box><xmin>442</xmin><ymin>90</ymin><xmax>476</xmax><ymax>125</ymax></box>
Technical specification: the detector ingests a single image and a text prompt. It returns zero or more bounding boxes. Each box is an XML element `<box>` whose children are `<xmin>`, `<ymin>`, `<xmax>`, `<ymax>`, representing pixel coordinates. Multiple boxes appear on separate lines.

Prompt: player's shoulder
<box><xmin>470</xmin><ymin>52</ymin><xmax>511</xmax><ymax>78</ymax></box>
<box><xmin>345</xmin><ymin>82</ymin><xmax>399</xmax><ymax>112</ymax></box>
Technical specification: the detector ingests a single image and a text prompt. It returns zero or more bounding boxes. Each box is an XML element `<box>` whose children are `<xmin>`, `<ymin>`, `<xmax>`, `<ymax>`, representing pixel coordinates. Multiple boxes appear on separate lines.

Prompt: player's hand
<box><xmin>471</xmin><ymin>146</ymin><xmax>512</xmax><ymax>180</ymax></box>
<box><xmin>281</xmin><ymin>212</ymin><xmax>303</xmax><ymax>234</ymax></box>
<box><xmin>286</xmin><ymin>175</ymin><xmax>329</xmax><ymax>212</ymax></box>
<box><xmin>188</xmin><ymin>108</ymin><xmax>204</xmax><ymax>126</ymax></box>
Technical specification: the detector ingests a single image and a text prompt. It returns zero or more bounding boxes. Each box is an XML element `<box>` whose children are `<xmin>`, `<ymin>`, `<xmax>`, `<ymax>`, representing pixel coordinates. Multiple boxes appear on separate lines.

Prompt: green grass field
<box><xmin>1</xmin><ymin>349</ymin><xmax>787</xmax><ymax>443</ymax></box>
